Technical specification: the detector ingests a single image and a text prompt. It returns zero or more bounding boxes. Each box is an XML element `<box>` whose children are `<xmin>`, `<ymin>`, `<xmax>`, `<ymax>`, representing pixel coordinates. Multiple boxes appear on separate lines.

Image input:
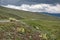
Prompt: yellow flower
<box><xmin>39</xmin><ymin>34</ymin><xmax>43</xmax><ymax>38</ymax></box>
<box><xmin>36</xmin><ymin>26</ymin><xmax>39</xmax><ymax>29</ymax></box>
<box><xmin>17</xmin><ymin>27</ymin><xmax>25</xmax><ymax>33</ymax></box>
<box><xmin>42</xmin><ymin>33</ymin><xmax>47</xmax><ymax>40</ymax></box>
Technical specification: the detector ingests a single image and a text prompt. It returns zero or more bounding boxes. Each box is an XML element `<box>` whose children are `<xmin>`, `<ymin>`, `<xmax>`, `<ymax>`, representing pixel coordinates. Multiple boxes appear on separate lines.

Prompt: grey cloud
<box><xmin>2</xmin><ymin>4</ymin><xmax>60</xmax><ymax>13</ymax></box>
<box><xmin>0</xmin><ymin>0</ymin><xmax>60</xmax><ymax>6</ymax></box>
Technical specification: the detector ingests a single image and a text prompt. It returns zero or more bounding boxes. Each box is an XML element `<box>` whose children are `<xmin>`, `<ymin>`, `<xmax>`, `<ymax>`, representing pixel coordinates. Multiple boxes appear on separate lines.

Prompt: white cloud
<box><xmin>2</xmin><ymin>4</ymin><xmax>60</xmax><ymax>13</ymax></box>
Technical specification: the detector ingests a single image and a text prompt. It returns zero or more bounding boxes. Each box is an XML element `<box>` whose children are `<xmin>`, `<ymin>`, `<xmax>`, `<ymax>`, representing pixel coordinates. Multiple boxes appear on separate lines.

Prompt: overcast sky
<box><xmin>0</xmin><ymin>0</ymin><xmax>60</xmax><ymax>13</ymax></box>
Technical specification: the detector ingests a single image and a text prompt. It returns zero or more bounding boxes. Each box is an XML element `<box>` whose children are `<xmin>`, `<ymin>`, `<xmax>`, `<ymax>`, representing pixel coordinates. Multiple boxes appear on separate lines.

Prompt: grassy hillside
<box><xmin>0</xmin><ymin>6</ymin><xmax>60</xmax><ymax>40</ymax></box>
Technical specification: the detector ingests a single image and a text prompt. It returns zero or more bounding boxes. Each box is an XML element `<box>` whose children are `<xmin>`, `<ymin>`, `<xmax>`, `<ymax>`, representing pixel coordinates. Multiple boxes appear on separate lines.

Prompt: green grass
<box><xmin>0</xmin><ymin>6</ymin><xmax>60</xmax><ymax>40</ymax></box>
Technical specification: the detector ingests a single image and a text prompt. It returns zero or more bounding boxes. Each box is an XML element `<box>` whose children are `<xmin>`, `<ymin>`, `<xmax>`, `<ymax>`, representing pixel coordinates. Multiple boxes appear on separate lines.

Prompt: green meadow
<box><xmin>0</xmin><ymin>6</ymin><xmax>60</xmax><ymax>40</ymax></box>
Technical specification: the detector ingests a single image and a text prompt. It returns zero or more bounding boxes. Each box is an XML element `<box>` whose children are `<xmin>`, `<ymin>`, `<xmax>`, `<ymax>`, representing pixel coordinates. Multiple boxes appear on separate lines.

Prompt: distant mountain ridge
<box><xmin>41</xmin><ymin>12</ymin><xmax>60</xmax><ymax>17</ymax></box>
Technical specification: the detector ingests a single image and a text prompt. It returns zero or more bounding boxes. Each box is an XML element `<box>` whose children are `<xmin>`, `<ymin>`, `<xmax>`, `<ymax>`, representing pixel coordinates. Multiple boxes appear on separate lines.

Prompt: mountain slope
<box><xmin>0</xmin><ymin>6</ymin><xmax>60</xmax><ymax>20</ymax></box>
<box><xmin>0</xmin><ymin>6</ymin><xmax>60</xmax><ymax>40</ymax></box>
